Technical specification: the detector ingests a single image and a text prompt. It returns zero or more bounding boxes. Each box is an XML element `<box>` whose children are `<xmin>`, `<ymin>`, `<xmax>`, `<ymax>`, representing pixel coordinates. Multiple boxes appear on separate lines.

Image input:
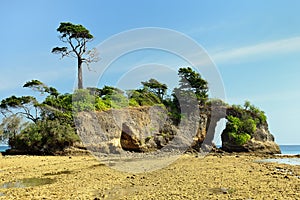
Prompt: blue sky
<box><xmin>1</xmin><ymin>0</ymin><xmax>300</xmax><ymax>144</ymax></box>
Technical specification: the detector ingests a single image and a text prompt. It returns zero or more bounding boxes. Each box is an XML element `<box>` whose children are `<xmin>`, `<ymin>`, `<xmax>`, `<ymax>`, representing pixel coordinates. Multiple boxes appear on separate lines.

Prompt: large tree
<box><xmin>176</xmin><ymin>67</ymin><xmax>208</xmax><ymax>105</ymax></box>
<box><xmin>142</xmin><ymin>78</ymin><xmax>168</xmax><ymax>100</ymax></box>
<box><xmin>52</xmin><ymin>22</ymin><xmax>98</xmax><ymax>89</ymax></box>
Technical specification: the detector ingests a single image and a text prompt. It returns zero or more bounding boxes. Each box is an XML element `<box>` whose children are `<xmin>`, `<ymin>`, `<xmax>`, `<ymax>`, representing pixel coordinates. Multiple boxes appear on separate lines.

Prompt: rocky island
<box><xmin>1</xmin><ymin>67</ymin><xmax>280</xmax><ymax>156</ymax></box>
<box><xmin>75</xmin><ymin>103</ymin><xmax>280</xmax><ymax>156</ymax></box>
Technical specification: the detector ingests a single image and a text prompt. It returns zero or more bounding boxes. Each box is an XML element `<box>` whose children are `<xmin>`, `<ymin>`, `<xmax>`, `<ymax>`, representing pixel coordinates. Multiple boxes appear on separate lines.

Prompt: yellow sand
<box><xmin>0</xmin><ymin>153</ymin><xmax>299</xmax><ymax>199</ymax></box>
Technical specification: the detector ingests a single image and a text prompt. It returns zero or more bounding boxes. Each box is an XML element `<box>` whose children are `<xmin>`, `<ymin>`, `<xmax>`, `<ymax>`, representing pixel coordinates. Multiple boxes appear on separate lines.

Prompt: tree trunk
<box><xmin>78</xmin><ymin>58</ymin><xmax>83</xmax><ymax>89</ymax></box>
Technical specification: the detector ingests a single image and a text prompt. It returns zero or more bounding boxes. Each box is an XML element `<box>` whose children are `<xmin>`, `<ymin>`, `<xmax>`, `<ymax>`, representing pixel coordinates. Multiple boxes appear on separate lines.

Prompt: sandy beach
<box><xmin>0</xmin><ymin>153</ymin><xmax>299</xmax><ymax>200</ymax></box>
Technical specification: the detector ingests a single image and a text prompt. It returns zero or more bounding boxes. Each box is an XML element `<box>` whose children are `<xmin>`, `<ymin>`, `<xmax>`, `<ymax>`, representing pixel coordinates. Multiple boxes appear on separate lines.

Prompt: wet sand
<box><xmin>0</xmin><ymin>153</ymin><xmax>299</xmax><ymax>199</ymax></box>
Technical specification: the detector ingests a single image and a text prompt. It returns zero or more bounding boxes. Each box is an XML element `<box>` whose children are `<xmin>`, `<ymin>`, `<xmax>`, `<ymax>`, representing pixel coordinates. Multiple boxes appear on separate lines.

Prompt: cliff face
<box><xmin>75</xmin><ymin>105</ymin><xmax>281</xmax><ymax>154</ymax></box>
<box><xmin>75</xmin><ymin>106</ymin><xmax>180</xmax><ymax>153</ymax></box>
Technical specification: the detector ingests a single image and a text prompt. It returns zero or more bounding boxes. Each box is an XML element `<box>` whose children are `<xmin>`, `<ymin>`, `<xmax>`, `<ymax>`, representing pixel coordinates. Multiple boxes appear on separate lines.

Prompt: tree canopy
<box><xmin>52</xmin><ymin>22</ymin><xmax>99</xmax><ymax>89</ymax></box>
<box><xmin>142</xmin><ymin>78</ymin><xmax>168</xmax><ymax>100</ymax></box>
<box><xmin>23</xmin><ymin>80</ymin><xmax>59</xmax><ymax>97</ymax></box>
<box><xmin>0</xmin><ymin>95</ymin><xmax>39</xmax><ymax>123</ymax></box>
<box><xmin>176</xmin><ymin>67</ymin><xmax>208</xmax><ymax>105</ymax></box>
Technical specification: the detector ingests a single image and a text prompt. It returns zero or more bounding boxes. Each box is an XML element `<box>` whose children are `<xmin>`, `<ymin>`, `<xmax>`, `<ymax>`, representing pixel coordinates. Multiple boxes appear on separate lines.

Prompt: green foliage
<box><xmin>87</xmin><ymin>87</ymin><xmax>102</xmax><ymax>96</ymax></box>
<box><xmin>0</xmin><ymin>95</ymin><xmax>37</xmax><ymax>109</ymax></box>
<box><xmin>127</xmin><ymin>89</ymin><xmax>162</xmax><ymax>106</ymax></box>
<box><xmin>224</xmin><ymin>101</ymin><xmax>267</xmax><ymax>146</ymax></box>
<box><xmin>56</xmin><ymin>22</ymin><xmax>93</xmax><ymax>39</ymax></box>
<box><xmin>128</xmin><ymin>98</ymin><xmax>140</xmax><ymax>107</ymax></box>
<box><xmin>9</xmin><ymin>119</ymin><xmax>79</xmax><ymax>154</ymax></box>
<box><xmin>72</xmin><ymin>89</ymin><xmax>96</xmax><ymax>112</ymax></box>
<box><xmin>244</xmin><ymin>100</ymin><xmax>251</xmax><ymax>110</ymax></box>
<box><xmin>141</xmin><ymin>78</ymin><xmax>167</xmax><ymax>100</ymax></box>
<box><xmin>176</xmin><ymin>67</ymin><xmax>208</xmax><ymax>104</ymax></box>
<box><xmin>224</xmin><ymin>115</ymin><xmax>254</xmax><ymax>145</ymax></box>
<box><xmin>226</xmin><ymin>116</ymin><xmax>242</xmax><ymax>133</ymax></box>
<box><xmin>206</xmin><ymin>98</ymin><xmax>228</xmax><ymax>107</ymax></box>
<box><xmin>24</xmin><ymin>80</ymin><xmax>59</xmax><ymax>97</ymax></box>
<box><xmin>0</xmin><ymin>84</ymin><xmax>81</xmax><ymax>153</ymax></box>
<box><xmin>103</xmin><ymin>93</ymin><xmax>128</xmax><ymax>109</ymax></box>
<box><xmin>42</xmin><ymin>93</ymin><xmax>73</xmax><ymax>124</ymax></box>
<box><xmin>241</xmin><ymin>118</ymin><xmax>257</xmax><ymax>134</ymax></box>
<box><xmin>232</xmin><ymin>101</ymin><xmax>267</xmax><ymax>124</ymax></box>
<box><xmin>0</xmin><ymin>95</ymin><xmax>39</xmax><ymax>122</ymax></box>
<box><xmin>95</xmin><ymin>97</ymin><xmax>110</xmax><ymax>111</ymax></box>
<box><xmin>99</xmin><ymin>86</ymin><xmax>124</xmax><ymax>98</ymax></box>
<box><xmin>228</xmin><ymin>132</ymin><xmax>251</xmax><ymax>145</ymax></box>
<box><xmin>89</xmin><ymin>86</ymin><xmax>129</xmax><ymax>110</ymax></box>
<box><xmin>23</xmin><ymin>80</ymin><xmax>45</xmax><ymax>90</ymax></box>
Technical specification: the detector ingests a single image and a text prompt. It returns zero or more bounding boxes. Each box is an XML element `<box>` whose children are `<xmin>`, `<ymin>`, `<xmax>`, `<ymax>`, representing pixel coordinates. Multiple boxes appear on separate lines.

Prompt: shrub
<box><xmin>9</xmin><ymin>119</ymin><xmax>80</xmax><ymax>154</ymax></box>
<box><xmin>129</xmin><ymin>98</ymin><xmax>139</xmax><ymax>107</ymax></box>
<box><xmin>104</xmin><ymin>93</ymin><xmax>128</xmax><ymax>109</ymax></box>
<box><xmin>224</xmin><ymin>115</ymin><xmax>254</xmax><ymax>146</ymax></box>
<box><xmin>241</xmin><ymin>118</ymin><xmax>256</xmax><ymax>134</ymax></box>
<box><xmin>95</xmin><ymin>97</ymin><xmax>110</xmax><ymax>111</ymax></box>
<box><xmin>226</xmin><ymin>115</ymin><xmax>242</xmax><ymax>133</ymax></box>
<box><xmin>127</xmin><ymin>89</ymin><xmax>161</xmax><ymax>106</ymax></box>
<box><xmin>206</xmin><ymin>98</ymin><xmax>228</xmax><ymax>107</ymax></box>
<box><xmin>228</xmin><ymin>132</ymin><xmax>251</xmax><ymax>145</ymax></box>
<box><xmin>72</xmin><ymin>89</ymin><xmax>96</xmax><ymax>112</ymax></box>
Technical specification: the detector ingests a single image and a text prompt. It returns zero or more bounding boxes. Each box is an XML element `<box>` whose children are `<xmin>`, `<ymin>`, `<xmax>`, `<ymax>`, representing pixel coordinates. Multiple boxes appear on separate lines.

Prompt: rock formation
<box><xmin>221</xmin><ymin>107</ymin><xmax>281</xmax><ymax>154</ymax></box>
<box><xmin>75</xmin><ymin>104</ymin><xmax>281</xmax><ymax>155</ymax></box>
<box><xmin>75</xmin><ymin>106</ymin><xmax>179</xmax><ymax>154</ymax></box>
<box><xmin>221</xmin><ymin>123</ymin><xmax>281</xmax><ymax>154</ymax></box>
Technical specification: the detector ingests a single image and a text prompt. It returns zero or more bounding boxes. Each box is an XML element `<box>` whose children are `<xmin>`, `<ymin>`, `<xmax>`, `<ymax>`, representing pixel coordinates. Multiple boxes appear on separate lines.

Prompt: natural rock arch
<box><xmin>193</xmin><ymin>106</ymin><xmax>280</xmax><ymax>154</ymax></box>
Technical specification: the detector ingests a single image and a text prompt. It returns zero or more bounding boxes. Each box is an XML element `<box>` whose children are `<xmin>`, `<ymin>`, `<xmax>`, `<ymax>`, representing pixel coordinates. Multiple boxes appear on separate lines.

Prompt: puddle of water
<box><xmin>43</xmin><ymin>170</ymin><xmax>72</xmax><ymax>176</ymax></box>
<box><xmin>88</xmin><ymin>163</ymin><xmax>106</xmax><ymax>169</ymax></box>
<box><xmin>257</xmin><ymin>158</ymin><xmax>300</xmax><ymax>166</ymax></box>
<box><xmin>1</xmin><ymin>178</ymin><xmax>55</xmax><ymax>189</ymax></box>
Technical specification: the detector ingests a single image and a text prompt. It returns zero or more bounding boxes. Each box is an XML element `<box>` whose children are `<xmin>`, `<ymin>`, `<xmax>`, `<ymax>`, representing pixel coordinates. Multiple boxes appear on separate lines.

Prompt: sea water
<box><xmin>0</xmin><ymin>145</ymin><xmax>9</xmax><ymax>152</ymax></box>
<box><xmin>216</xmin><ymin>144</ymin><xmax>300</xmax><ymax>165</ymax></box>
<box><xmin>260</xmin><ymin>158</ymin><xmax>300</xmax><ymax>165</ymax></box>
<box><xmin>279</xmin><ymin>145</ymin><xmax>300</xmax><ymax>155</ymax></box>
<box><xmin>262</xmin><ymin>145</ymin><xmax>300</xmax><ymax>166</ymax></box>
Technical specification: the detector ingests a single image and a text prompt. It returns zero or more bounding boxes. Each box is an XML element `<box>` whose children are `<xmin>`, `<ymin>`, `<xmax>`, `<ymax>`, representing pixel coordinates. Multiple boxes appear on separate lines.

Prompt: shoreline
<box><xmin>0</xmin><ymin>153</ymin><xmax>299</xmax><ymax>199</ymax></box>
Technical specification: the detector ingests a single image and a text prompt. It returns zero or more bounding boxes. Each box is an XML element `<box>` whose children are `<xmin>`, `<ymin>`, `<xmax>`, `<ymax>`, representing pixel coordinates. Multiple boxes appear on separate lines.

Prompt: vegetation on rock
<box><xmin>0</xmin><ymin>65</ymin><xmax>272</xmax><ymax>155</ymax></box>
<box><xmin>222</xmin><ymin>101</ymin><xmax>268</xmax><ymax>147</ymax></box>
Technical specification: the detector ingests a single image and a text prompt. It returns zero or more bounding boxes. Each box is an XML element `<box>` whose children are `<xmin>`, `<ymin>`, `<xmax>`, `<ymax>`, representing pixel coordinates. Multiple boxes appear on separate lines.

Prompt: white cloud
<box><xmin>211</xmin><ymin>36</ymin><xmax>300</xmax><ymax>64</ymax></box>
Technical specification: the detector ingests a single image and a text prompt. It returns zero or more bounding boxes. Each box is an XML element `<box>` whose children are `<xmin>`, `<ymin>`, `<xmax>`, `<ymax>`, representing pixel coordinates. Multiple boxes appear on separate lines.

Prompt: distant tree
<box><xmin>244</xmin><ymin>100</ymin><xmax>251</xmax><ymax>110</ymax></box>
<box><xmin>175</xmin><ymin>67</ymin><xmax>208</xmax><ymax>105</ymax></box>
<box><xmin>23</xmin><ymin>80</ymin><xmax>59</xmax><ymax>98</ymax></box>
<box><xmin>0</xmin><ymin>96</ymin><xmax>39</xmax><ymax>123</ymax></box>
<box><xmin>141</xmin><ymin>78</ymin><xmax>167</xmax><ymax>100</ymax></box>
<box><xmin>99</xmin><ymin>86</ymin><xmax>124</xmax><ymax>99</ymax></box>
<box><xmin>127</xmin><ymin>89</ymin><xmax>161</xmax><ymax>106</ymax></box>
<box><xmin>52</xmin><ymin>22</ymin><xmax>99</xmax><ymax>89</ymax></box>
